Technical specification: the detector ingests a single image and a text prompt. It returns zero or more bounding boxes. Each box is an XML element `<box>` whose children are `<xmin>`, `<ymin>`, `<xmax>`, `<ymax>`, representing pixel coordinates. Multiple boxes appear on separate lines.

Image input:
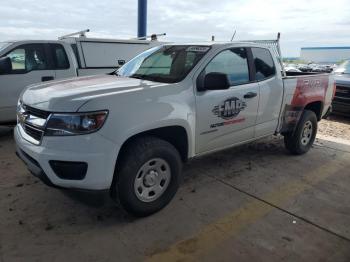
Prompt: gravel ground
<box><xmin>318</xmin><ymin>115</ymin><xmax>350</xmax><ymax>140</ymax></box>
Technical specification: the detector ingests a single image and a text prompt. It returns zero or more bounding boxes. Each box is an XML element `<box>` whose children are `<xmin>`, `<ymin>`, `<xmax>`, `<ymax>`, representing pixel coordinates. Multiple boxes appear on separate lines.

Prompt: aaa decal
<box><xmin>212</xmin><ymin>97</ymin><xmax>246</xmax><ymax>120</ymax></box>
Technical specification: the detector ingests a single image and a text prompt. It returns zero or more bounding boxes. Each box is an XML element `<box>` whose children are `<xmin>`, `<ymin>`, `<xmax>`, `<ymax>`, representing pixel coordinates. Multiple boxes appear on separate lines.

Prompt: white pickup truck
<box><xmin>15</xmin><ymin>40</ymin><xmax>335</xmax><ymax>216</ymax></box>
<box><xmin>0</xmin><ymin>30</ymin><xmax>162</xmax><ymax>124</ymax></box>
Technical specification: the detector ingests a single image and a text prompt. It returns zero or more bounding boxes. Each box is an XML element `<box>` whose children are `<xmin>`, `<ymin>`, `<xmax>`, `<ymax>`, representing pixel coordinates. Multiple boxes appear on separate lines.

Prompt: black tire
<box><xmin>113</xmin><ymin>136</ymin><xmax>182</xmax><ymax>217</ymax></box>
<box><xmin>284</xmin><ymin>110</ymin><xmax>318</xmax><ymax>155</ymax></box>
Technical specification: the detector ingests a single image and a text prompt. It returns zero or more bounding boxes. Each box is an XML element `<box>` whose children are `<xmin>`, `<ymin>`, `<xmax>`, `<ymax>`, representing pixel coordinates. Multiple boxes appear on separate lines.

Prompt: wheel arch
<box><xmin>117</xmin><ymin>125</ymin><xmax>190</xmax><ymax>163</ymax></box>
<box><xmin>304</xmin><ymin>101</ymin><xmax>324</xmax><ymax>121</ymax></box>
<box><xmin>110</xmin><ymin>125</ymin><xmax>190</xmax><ymax>194</ymax></box>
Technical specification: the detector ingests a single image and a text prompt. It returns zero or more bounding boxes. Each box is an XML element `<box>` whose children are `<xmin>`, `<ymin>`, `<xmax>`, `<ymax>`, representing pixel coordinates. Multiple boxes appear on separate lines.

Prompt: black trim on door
<box><xmin>44</xmin><ymin>43</ymin><xmax>55</xmax><ymax>70</ymax></box>
<box><xmin>246</xmin><ymin>47</ymin><xmax>256</xmax><ymax>82</ymax></box>
<box><xmin>70</xmin><ymin>43</ymin><xmax>82</xmax><ymax>69</ymax></box>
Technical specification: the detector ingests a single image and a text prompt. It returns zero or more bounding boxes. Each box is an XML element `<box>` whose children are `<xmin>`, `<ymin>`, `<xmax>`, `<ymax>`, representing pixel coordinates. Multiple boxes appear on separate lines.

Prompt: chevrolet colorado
<box><xmin>15</xmin><ymin>41</ymin><xmax>335</xmax><ymax>216</ymax></box>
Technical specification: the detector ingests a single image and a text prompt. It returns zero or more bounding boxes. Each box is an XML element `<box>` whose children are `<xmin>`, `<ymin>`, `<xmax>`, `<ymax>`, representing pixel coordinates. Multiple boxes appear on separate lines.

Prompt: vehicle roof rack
<box><xmin>132</xmin><ymin>33</ymin><xmax>166</xmax><ymax>41</ymax></box>
<box><xmin>59</xmin><ymin>30</ymin><xmax>165</xmax><ymax>42</ymax></box>
<box><xmin>58</xmin><ymin>29</ymin><xmax>90</xmax><ymax>40</ymax></box>
<box><xmin>240</xmin><ymin>32</ymin><xmax>285</xmax><ymax>76</ymax></box>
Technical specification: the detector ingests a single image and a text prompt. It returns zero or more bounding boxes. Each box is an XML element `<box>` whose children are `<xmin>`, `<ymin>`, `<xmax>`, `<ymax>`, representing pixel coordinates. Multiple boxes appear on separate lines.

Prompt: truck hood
<box><xmin>335</xmin><ymin>74</ymin><xmax>350</xmax><ymax>87</ymax></box>
<box><xmin>21</xmin><ymin>74</ymin><xmax>164</xmax><ymax>111</ymax></box>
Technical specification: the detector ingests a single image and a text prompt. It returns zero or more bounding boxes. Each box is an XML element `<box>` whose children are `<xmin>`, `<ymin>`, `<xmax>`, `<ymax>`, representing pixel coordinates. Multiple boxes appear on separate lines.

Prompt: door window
<box><xmin>7</xmin><ymin>48</ymin><xmax>25</xmax><ymax>70</ymax></box>
<box><xmin>5</xmin><ymin>44</ymin><xmax>48</xmax><ymax>73</ymax></box>
<box><xmin>51</xmin><ymin>44</ymin><xmax>70</xmax><ymax>69</ymax></box>
<box><xmin>251</xmin><ymin>47</ymin><xmax>276</xmax><ymax>80</ymax></box>
<box><xmin>204</xmin><ymin>48</ymin><xmax>250</xmax><ymax>86</ymax></box>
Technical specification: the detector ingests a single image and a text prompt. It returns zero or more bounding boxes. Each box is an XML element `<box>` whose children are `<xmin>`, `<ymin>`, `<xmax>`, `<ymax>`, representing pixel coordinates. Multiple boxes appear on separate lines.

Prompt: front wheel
<box><xmin>284</xmin><ymin>110</ymin><xmax>318</xmax><ymax>155</ymax></box>
<box><xmin>114</xmin><ymin>136</ymin><xmax>182</xmax><ymax>217</ymax></box>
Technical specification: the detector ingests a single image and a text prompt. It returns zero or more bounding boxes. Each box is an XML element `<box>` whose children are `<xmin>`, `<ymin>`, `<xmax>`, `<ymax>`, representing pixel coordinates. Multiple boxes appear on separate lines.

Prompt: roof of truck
<box><xmin>1</xmin><ymin>40</ymin><xmax>64</xmax><ymax>44</ymax></box>
<box><xmin>163</xmin><ymin>41</ymin><xmax>272</xmax><ymax>49</ymax></box>
<box><xmin>164</xmin><ymin>41</ymin><xmax>253</xmax><ymax>45</ymax></box>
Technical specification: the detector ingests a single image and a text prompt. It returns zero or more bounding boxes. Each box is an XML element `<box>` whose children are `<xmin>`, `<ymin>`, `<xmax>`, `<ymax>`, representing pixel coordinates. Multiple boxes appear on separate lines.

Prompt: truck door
<box><xmin>49</xmin><ymin>43</ymin><xmax>76</xmax><ymax>80</ymax></box>
<box><xmin>195</xmin><ymin>47</ymin><xmax>259</xmax><ymax>154</ymax></box>
<box><xmin>251</xmin><ymin>47</ymin><xmax>283</xmax><ymax>137</ymax></box>
<box><xmin>0</xmin><ymin>43</ymin><xmax>55</xmax><ymax>122</ymax></box>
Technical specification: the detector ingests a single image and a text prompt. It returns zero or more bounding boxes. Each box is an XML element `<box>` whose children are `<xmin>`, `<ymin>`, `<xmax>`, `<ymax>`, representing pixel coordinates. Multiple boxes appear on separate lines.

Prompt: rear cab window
<box><xmin>251</xmin><ymin>47</ymin><xmax>276</xmax><ymax>80</ymax></box>
<box><xmin>50</xmin><ymin>44</ymin><xmax>70</xmax><ymax>69</ymax></box>
<box><xmin>70</xmin><ymin>44</ymin><xmax>81</xmax><ymax>68</ymax></box>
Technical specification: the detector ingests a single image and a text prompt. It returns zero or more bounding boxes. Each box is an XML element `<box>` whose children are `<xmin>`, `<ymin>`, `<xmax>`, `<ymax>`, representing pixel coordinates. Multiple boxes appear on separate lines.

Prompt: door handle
<box><xmin>243</xmin><ymin>92</ymin><xmax>257</xmax><ymax>99</ymax></box>
<box><xmin>42</xmin><ymin>76</ymin><xmax>54</xmax><ymax>82</ymax></box>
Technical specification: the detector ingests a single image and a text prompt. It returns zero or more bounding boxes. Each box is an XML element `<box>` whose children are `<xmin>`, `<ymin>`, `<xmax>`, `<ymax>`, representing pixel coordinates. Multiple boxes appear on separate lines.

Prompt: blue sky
<box><xmin>0</xmin><ymin>0</ymin><xmax>349</xmax><ymax>56</ymax></box>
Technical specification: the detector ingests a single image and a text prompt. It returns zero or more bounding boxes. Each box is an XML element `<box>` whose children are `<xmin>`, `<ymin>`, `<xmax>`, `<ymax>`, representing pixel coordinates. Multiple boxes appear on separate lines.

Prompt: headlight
<box><xmin>45</xmin><ymin>111</ymin><xmax>108</xmax><ymax>136</ymax></box>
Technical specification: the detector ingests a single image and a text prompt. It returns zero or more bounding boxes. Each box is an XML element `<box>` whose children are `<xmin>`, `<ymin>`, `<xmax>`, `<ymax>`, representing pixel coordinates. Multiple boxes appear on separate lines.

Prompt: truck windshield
<box><xmin>117</xmin><ymin>45</ymin><xmax>211</xmax><ymax>83</ymax></box>
<box><xmin>0</xmin><ymin>42</ymin><xmax>10</xmax><ymax>52</ymax></box>
<box><xmin>335</xmin><ymin>60</ymin><xmax>350</xmax><ymax>74</ymax></box>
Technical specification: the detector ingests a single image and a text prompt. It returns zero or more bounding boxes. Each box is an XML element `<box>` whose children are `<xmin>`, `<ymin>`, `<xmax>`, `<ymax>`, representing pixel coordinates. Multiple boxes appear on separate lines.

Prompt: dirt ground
<box><xmin>0</xmin><ymin>116</ymin><xmax>349</xmax><ymax>262</ymax></box>
<box><xmin>318</xmin><ymin>115</ymin><xmax>350</xmax><ymax>140</ymax></box>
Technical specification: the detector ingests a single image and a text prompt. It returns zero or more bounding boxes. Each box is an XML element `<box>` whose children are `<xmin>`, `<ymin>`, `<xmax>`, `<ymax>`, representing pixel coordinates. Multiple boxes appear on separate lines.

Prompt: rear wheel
<box><xmin>113</xmin><ymin>136</ymin><xmax>182</xmax><ymax>217</ymax></box>
<box><xmin>284</xmin><ymin>110</ymin><xmax>317</xmax><ymax>155</ymax></box>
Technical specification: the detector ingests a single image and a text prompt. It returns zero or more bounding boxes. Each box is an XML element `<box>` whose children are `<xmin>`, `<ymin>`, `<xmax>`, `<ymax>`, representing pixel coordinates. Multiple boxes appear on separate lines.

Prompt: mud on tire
<box><xmin>284</xmin><ymin>110</ymin><xmax>318</xmax><ymax>155</ymax></box>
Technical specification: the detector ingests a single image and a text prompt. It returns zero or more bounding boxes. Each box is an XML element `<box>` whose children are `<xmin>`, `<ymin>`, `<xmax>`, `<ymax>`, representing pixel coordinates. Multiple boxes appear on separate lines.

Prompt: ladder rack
<box><xmin>241</xmin><ymin>32</ymin><xmax>286</xmax><ymax>76</ymax></box>
<box><xmin>58</xmin><ymin>29</ymin><xmax>90</xmax><ymax>40</ymax></box>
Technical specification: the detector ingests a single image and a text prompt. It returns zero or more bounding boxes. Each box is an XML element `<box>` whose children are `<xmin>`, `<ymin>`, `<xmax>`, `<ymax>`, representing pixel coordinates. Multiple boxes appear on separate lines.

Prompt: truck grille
<box><xmin>17</xmin><ymin>103</ymin><xmax>51</xmax><ymax>145</ymax></box>
<box><xmin>24</xmin><ymin>105</ymin><xmax>51</xmax><ymax>119</ymax></box>
<box><xmin>335</xmin><ymin>85</ymin><xmax>350</xmax><ymax>100</ymax></box>
<box><xmin>22</xmin><ymin>124</ymin><xmax>43</xmax><ymax>141</ymax></box>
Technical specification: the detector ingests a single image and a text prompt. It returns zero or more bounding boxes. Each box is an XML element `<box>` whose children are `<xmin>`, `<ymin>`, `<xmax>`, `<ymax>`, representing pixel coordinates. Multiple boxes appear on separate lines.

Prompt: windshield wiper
<box><xmin>129</xmin><ymin>74</ymin><xmax>174</xmax><ymax>83</ymax></box>
<box><xmin>130</xmin><ymin>74</ymin><xmax>148</xmax><ymax>80</ymax></box>
<box><xmin>113</xmin><ymin>70</ymin><xmax>121</xmax><ymax>76</ymax></box>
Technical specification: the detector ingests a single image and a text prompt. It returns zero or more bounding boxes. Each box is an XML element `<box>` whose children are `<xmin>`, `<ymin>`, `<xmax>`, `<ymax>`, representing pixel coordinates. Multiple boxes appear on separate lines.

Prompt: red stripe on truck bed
<box><xmin>291</xmin><ymin>75</ymin><xmax>329</xmax><ymax>107</ymax></box>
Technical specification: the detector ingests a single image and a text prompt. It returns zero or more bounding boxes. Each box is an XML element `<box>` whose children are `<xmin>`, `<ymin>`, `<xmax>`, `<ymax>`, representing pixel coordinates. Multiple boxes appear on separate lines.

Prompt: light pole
<box><xmin>138</xmin><ymin>0</ymin><xmax>147</xmax><ymax>39</ymax></box>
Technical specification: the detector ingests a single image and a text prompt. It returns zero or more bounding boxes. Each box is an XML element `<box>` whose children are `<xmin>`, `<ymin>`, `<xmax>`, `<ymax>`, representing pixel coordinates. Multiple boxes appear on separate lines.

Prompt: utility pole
<box><xmin>138</xmin><ymin>0</ymin><xmax>147</xmax><ymax>39</ymax></box>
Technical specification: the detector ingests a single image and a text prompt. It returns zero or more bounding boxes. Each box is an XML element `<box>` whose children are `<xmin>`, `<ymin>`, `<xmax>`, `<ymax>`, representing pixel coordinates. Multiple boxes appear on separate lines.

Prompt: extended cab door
<box><xmin>195</xmin><ymin>47</ymin><xmax>259</xmax><ymax>154</ymax></box>
<box><xmin>0</xmin><ymin>43</ymin><xmax>55</xmax><ymax>122</ymax></box>
<box><xmin>251</xmin><ymin>47</ymin><xmax>283</xmax><ymax>137</ymax></box>
<box><xmin>49</xmin><ymin>43</ymin><xmax>77</xmax><ymax>79</ymax></box>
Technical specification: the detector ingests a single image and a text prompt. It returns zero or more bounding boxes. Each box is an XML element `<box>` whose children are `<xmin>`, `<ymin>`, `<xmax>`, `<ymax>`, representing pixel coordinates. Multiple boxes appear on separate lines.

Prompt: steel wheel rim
<box><xmin>134</xmin><ymin>158</ymin><xmax>171</xmax><ymax>203</ymax></box>
<box><xmin>301</xmin><ymin>120</ymin><xmax>313</xmax><ymax>146</ymax></box>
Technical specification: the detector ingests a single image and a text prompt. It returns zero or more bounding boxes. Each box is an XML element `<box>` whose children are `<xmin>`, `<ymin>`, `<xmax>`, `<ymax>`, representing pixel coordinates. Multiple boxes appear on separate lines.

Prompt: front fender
<box><xmin>78</xmin><ymin>81</ymin><xmax>196</xmax><ymax>158</ymax></box>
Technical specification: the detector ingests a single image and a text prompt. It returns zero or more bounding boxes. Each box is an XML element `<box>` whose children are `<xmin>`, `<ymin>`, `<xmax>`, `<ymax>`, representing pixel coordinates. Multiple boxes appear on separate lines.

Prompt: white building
<box><xmin>300</xmin><ymin>47</ymin><xmax>350</xmax><ymax>63</ymax></box>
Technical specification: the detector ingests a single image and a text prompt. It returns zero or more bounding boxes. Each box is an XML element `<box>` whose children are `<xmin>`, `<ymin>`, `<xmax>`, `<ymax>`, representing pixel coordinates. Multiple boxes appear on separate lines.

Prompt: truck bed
<box><xmin>279</xmin><ymin>72</ymin><xmax>334</xmax><ymax>133</ymax></box>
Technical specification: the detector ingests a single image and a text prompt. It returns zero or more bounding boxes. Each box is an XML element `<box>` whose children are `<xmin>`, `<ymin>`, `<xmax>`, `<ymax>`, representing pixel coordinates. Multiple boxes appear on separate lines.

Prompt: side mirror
<box><xmin>203</xmin><ymin>72</ymin><xmax>230</xmax><ymax>90</ymax></box>
<box><xmin>0</xmin><ymin>57</ymin><xmax>12</xmax><ymax>75</ymax></box>
<box><xmin>118</xmin><ymin>59</ymin><xmax>126</xmax><ymax>66</ymax></box>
